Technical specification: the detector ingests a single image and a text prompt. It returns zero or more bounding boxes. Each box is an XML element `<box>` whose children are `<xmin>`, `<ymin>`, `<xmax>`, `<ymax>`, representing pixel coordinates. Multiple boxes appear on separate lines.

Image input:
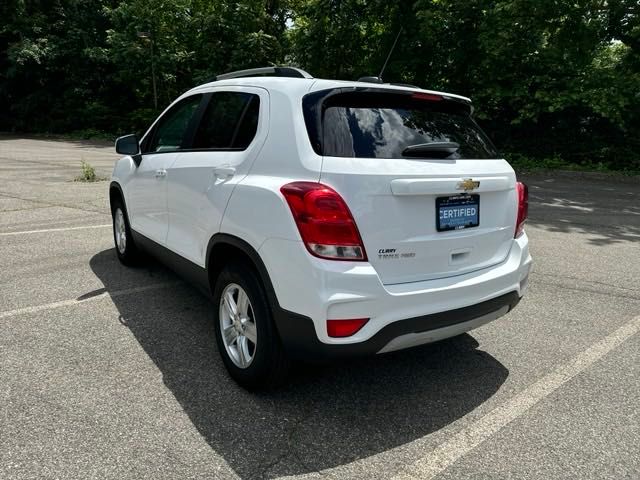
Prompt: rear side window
<box><xmin>192</xmin><ymin>92</ymin><xmax>260</xmax><ymax>150</ymax></box>
<box><xmin>146</xmin><ymin>94</ymin><xmax>202</xmax><ymax>153</ymax></box>
<box><xmin>304</xmin><ymin>90</ymin><xmax>497</xmax><ymax>159</ymax></box>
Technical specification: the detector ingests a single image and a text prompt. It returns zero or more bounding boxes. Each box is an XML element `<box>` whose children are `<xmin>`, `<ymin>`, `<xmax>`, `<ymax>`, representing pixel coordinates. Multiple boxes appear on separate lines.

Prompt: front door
<box><xmin>127</xmin><ymin>94</ymin><xmax>203</xmax><ymax>245</ymax></box>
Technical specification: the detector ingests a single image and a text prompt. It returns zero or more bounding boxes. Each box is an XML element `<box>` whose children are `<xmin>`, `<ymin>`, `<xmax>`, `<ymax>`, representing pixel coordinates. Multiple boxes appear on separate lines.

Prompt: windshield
<box><xmin>304</xmin><ymin>90</ymin><xmax>498</xmax><ymax>159</ymax></box>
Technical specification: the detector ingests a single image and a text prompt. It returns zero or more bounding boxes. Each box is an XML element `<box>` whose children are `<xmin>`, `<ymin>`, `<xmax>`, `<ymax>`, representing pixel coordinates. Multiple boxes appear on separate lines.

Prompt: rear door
<box><xmin>305</xmin><ymin>88</ymin><xmax>517</xmax><ymax>284</ymax></box>
<box><xmin>165</xmin><ymin>87</ymin><xmax>266</xmax><ymax>266</ymax></box>
<box><xmin>128</xmin><ymin>94</ymin><xmax>203</xmax><ymax>244</ymax></box>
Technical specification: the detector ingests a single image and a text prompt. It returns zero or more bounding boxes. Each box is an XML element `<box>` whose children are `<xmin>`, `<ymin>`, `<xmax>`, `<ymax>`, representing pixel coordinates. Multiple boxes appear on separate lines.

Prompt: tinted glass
<box><xmin>192</xmin><ymin>92</ymin><xmax>259</xmax><ymax>150</ymax></box>
<box><xmin>313</xmin><ymin>92</ymin><xmax>497</xmax><ymax>159</ymax></box>
<box><xmin>147</xmin><ymin>95</ymin><xmax>202</xmax><ymax>153</ymax></box>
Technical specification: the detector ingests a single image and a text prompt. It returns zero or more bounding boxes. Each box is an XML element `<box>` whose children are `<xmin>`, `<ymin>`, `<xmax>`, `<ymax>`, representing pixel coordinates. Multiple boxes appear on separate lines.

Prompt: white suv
<box><xmin>110</xmin><ymin>66</ymin><xmax>532</xmax><ymax>389</ymax></box>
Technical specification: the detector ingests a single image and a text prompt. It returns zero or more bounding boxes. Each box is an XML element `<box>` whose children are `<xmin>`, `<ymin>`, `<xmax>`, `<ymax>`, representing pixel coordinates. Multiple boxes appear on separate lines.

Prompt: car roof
<box><xmin>187</xmin><ymin>76</ymin><xmax>472</xmax><ymax>104</ymax></box>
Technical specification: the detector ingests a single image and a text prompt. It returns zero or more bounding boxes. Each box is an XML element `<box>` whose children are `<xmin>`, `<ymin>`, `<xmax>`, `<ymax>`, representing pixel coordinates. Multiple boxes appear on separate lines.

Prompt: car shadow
<box><xmin>90</xmin><ymin>248</ymin><xmax>509</xmax><ymax>479</ymax></box>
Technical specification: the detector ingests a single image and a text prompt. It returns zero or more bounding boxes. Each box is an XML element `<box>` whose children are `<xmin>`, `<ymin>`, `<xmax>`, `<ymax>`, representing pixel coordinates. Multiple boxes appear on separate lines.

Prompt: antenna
<box><xmin>378</xmin><ymin>26</ymin><xmax>403</xmax><ymax>81</ymax></box>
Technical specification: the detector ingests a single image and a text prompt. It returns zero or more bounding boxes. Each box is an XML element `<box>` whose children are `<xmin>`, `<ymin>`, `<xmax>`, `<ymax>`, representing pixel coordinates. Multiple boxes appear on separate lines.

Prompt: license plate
<box><xmin>436</xmin><ymin>194</ymin><xmax>480</xmax><ymax>232</ymax></box>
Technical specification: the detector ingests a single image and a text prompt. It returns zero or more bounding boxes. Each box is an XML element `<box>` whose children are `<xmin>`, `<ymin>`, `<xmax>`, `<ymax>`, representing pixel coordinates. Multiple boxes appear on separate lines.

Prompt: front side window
<box><xmin>146</xmin><ymin>95</ymin><xmax>202</xmax><ymax>153</ymax></box>
<box><xmin>192</xmin><ymin>92</ymin><xmax>260</xmax><ymax>150</ymax></box>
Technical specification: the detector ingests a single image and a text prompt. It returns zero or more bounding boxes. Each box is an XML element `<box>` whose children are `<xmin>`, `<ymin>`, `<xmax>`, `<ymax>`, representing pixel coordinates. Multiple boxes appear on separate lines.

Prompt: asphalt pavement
<box><xmin>1</xmin><ymin>135</ymin><xmax>638</xmax><ymax>479</ymax></box>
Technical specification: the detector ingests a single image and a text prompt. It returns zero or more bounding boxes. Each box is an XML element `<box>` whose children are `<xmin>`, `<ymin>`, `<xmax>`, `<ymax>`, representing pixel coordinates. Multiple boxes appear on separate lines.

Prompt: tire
<box><xmin>111</xmin><ymin>196</ymin><xmax>143</xmax><ymax>266</ymax></box>
<box><xmin>213</xmin><ymin>262</ymin><xmax>290</xmax><ymax>390</ymax></box>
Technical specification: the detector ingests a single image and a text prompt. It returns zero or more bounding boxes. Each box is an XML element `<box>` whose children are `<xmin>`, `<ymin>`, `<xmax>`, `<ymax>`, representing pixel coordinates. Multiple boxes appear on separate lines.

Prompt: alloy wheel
<box><xmin>219</xmin><ymin>283</ymin><xmax>258</xmax><ymax>368</ymax></box>
<box><xmin>114</xmin><ymin>208</ymin><xmax>127</xmax><ymax>254</ymax></box>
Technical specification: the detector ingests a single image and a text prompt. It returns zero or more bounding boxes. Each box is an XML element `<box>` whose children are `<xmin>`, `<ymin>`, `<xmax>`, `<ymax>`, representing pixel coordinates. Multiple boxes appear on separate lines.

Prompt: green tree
<box><xmin>1</xmin><ymin>0</ymin><xmax>118</xmax><ymax>131</ymax></box>
<box><xmin>0</xmin><ymin>0</ymin><xmax>637</xmax><ymax>169</ymax></box>
<box><xmin>289</xmin><ymin>0</ymin><xmax>640</xmax><ymax>169</ymax></box>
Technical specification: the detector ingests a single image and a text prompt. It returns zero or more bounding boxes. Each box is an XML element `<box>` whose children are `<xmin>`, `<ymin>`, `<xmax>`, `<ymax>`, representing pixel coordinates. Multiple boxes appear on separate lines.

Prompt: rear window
<box><xmin>303</xmin><ymin>90</ymin><xmax>497</xmax><ymax>159</ymax></box>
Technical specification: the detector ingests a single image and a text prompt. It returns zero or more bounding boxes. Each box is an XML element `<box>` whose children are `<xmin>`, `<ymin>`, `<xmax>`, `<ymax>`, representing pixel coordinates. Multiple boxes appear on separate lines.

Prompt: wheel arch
<box><xmin>206</xmin><ymin>234</ymin><xmax>279</xmax><ymax>308</ymax></box>
<box><xmin>109</xmin><ymin>181</ymin><xmax>125</xmax><ymax>212</ymax></box>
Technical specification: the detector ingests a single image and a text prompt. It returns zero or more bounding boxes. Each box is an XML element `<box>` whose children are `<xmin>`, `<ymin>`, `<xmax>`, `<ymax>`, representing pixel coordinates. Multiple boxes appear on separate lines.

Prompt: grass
<box><xmin>74</xmin><ymin>160</ymin><xmax>107</xmax><ymax>182</ymax></box>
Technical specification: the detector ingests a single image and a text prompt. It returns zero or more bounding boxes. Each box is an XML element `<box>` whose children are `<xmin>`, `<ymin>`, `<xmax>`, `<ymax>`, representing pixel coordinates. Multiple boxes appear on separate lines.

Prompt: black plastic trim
<box><xmin>127</xmin><ymin>231</ymin><xmax>280</xmax><ymax>312</ymax></box>
<box><xmin>109</xmin><ymin>181</ymin><xmax>125</xmax><ymax>210</ymax></box>
<box><xmin>109</xmin><ymin>181</ymin><xmax>124</xmax><ymax>197</ymax></box>
<box><xmin>205</xmin><ymin>234</ymin><xmax>280</xmax><ymax>308</ymax></box>
<box><xmin>131</xmin><ymin>230</ymin><xmax>211</xmax><ymax>298</ymax></box>
<box><xmin>275</xmin><ymin>291</ymin><xmax>520</xmax><ymax>360</ymax></box>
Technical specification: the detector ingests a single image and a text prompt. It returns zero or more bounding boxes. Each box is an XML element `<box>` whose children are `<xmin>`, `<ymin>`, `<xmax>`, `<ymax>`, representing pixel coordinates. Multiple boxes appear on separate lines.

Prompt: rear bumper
<box><xmin>274</xmin><ymin>291</ymin><xmax>520</xmax><ymax>359</ymax></box>
<box><xmin>260</xmin><ymin>232</ymin><xmax>531</xmax><ymax>354</ymax></box>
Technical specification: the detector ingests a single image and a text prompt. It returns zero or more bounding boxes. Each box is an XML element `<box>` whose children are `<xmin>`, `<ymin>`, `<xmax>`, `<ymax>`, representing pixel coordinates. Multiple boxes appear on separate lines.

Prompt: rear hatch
<box><xmin>303</xmin><ymin>87</ymin><xmax>517</xmax><ymax>285</ymax></box>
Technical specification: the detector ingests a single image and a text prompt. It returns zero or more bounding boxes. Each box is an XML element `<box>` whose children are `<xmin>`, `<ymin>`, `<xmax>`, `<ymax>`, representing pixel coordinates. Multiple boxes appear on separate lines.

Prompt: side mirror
<box><xmin>115</xmin><ymin>134</ymin><xmax>140</xmax><ymax>156</ymax></box>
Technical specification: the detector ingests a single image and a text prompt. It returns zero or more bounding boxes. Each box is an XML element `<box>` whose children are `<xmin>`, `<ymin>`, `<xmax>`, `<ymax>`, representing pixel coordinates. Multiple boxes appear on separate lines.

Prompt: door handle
<box><xmin>154</xmin><ymin>169</ymin><xmax>167</xmax><ymax>179</ymax></box>
<box><xmin>213</xmin><ymin>166</ymin><xmax>236</xmax><ymax>180</ymax></box>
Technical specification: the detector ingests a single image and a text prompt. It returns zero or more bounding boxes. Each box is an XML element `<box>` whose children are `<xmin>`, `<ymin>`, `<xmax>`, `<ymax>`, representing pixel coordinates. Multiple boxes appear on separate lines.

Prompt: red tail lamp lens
<box><xmin>280</xmin><ymin>182</ymin><xmax>367</xmax><ymax>261</ymax></box>
<box><xmin>515</xmin><ymin>181</ymin><xmax>529</xmax><ymax>238</ymax></box>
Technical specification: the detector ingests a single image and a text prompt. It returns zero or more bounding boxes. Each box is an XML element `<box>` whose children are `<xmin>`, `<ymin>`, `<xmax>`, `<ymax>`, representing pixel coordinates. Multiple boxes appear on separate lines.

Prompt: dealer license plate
<box><xmin>436</xmin><ymin>194</ymin><xmax>480</xmax><ymax>232</ymax></box>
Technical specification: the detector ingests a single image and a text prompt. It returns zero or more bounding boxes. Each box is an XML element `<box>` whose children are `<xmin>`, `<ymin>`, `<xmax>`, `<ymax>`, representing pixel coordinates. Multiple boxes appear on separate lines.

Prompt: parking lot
<box><xmin>1</xmin><ymin>135</ymin><xmax>638</xmax><ymax>479</ymax></box>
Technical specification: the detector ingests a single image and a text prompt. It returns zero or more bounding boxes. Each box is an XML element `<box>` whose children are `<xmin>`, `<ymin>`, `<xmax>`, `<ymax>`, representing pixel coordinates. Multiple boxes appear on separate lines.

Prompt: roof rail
<box><xmin>214</xmin><ymin>66</ymin><xmax>313</xmax><ymax>81</ymax></box>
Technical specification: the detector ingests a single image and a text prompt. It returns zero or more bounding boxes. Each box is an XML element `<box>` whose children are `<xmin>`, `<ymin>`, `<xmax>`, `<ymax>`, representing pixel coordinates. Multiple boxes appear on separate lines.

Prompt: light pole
<box><xmin>137</xmin><ymin>31</ymin><xmax>158</xmax><ymax>110</ymax></box>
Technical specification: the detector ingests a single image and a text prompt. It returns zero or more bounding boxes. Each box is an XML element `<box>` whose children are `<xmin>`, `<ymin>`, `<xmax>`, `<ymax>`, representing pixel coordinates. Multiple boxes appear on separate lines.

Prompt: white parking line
<box><xmin>275</xmin><ymin>314</ymin><xmax>640</xmax><ymax>480</ymax></box>
<box><xmin>0</xmin><ymin>282</ymin><xmax>181</xmax><ymax>319</ymax></box>
<box><xmin>391</xmin><ymin>314</ymin><xmax>640</xmax><ymax>480</ymax></box>
<box><xmin>0</xmin><ymin>224</ymin><xmax>111</xmax><ymax>236</ymax></box>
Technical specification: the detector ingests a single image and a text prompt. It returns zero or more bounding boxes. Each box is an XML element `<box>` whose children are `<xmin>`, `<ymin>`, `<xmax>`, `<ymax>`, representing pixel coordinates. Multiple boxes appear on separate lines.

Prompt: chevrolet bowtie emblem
<box><xmin>457</xmin><ymin>178</ymin><xmax>480</xmax><ymax>192</ymax></box>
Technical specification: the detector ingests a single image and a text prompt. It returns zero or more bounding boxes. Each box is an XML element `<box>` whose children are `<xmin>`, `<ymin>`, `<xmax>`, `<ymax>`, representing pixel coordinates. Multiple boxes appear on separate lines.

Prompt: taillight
<box><xmin>515</xmin><ymin>181</ymin><xmax>528</xmax><ymax>238</ymax></box>
<box><xmin>280</xmin><ymin>182</ymin><xmax>367</xmax><ymax>261</ymax></box>
<box><xmin>327</xmin><ymin>318</ymin><xmax>369</xmax><ymax>337</ymax></box>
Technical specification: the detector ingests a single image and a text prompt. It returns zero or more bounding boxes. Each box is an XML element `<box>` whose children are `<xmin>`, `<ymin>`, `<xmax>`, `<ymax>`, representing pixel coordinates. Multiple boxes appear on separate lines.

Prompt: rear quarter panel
<box><xmin>220</xmin><ymin>86</ymin><xmax>322</xmax><ymax>252</ymax></box>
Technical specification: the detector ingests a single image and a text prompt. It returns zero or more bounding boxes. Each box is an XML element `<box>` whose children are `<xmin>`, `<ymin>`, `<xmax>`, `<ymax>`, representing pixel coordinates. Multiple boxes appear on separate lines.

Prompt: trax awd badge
<box><xmin>457</xmin><ymin>178</ymin><xmax>480</xmax><ymax>192</ymax></box>
<box><xmin>378</xmin><ymin>248</ymin><xmax>415</xmax><ymax>260</ymax></box>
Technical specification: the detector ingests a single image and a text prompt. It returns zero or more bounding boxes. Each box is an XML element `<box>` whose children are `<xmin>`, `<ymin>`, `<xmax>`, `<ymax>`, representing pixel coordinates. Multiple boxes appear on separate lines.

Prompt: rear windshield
<box><xmin>303</xmin><ymin>90</ymin><xmax>498</xmax><ymax>159</ymax></box>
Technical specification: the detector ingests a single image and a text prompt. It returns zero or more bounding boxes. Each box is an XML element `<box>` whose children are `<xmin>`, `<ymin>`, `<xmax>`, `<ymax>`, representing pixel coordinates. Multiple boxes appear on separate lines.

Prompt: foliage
<box><xmin>506</xmin><ymin>153</ymin><xmax>640</xmax><ymax>176</ymax></box>
<box><xmin>75</xmin><ymin>160</ymin><xmax>106</xmax><ymax>182</ymax></box>
<box><xmin>1</xmin><ymin>0</ymin><xmax>638</xmax><ymax>170</ymax></box>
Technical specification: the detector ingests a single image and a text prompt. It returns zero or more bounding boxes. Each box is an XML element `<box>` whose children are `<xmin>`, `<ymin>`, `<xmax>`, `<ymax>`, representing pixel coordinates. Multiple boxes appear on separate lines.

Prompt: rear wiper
<box><xmin>402</xmin><ymin>142</ymin><xmax>460</xmax><ymax>159</ymax></box>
